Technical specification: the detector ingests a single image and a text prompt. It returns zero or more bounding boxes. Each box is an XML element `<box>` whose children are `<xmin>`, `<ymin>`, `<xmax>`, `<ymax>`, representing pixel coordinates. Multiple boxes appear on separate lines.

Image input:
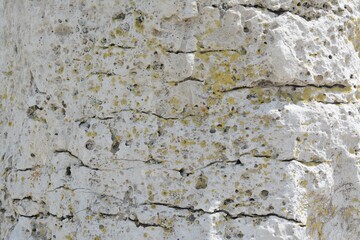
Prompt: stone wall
<box><xmin>1</xmin><ymin>0</ymin><xmax>360</xmax><ymax>239</ymax></box>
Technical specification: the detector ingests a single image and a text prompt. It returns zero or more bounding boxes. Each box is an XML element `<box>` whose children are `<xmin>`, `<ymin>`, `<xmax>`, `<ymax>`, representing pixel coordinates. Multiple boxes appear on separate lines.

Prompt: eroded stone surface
<box><xmin>1</xmin><ymin>0</ymin><xmax>360</xmax><ymax>239</ymax></box>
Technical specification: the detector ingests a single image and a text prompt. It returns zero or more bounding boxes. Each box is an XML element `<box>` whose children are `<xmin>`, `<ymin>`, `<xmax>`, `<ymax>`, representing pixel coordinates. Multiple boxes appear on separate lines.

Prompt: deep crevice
<box><xmin>144</xmin><ymin>202</ymin><xmax>304</xmax><ymax>226</ymax></box>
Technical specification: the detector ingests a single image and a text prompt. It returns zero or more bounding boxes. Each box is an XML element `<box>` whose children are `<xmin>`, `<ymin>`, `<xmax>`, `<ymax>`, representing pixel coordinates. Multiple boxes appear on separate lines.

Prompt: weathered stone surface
<box><xmin>1</xmin><ymin>0</ymin><xmax>360</xmax><ymax>239</ymax></box>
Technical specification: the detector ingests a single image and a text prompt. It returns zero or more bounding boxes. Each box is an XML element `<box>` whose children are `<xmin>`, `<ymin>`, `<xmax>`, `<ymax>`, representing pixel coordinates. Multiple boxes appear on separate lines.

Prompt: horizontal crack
<box><xmin>97</xmin><ymin>44</ymin><xmax>135</xmax><ymax>50</ymax></box>
<box><xmin>239</xmin><ymin>212</ymin><xmax>305</xmax><ymax>226</ymax></box>
<box><xmin>279</xmin><ymin>158</ymin><xmax>330</xmax><ymax>166</ymax></box>
<box><xmin>144</xmin><ymin>202</ymin><xmax>304</xmax><ymax>226</ymax></box>
<box><xmin>284</xmin><ymin>83</ymin><xmax>347</xmax><ymax>89</ymax></box>
<box><xmin>19</xmin><ymin>212</ymin><xmax>74</xmax><ymax>221</ymax></box>
<box><xmin>75</xmin><ymin>109</ymin><xmax>195</xmax><ymax>123</ymax></box>
<box><xmin>147</xmin><ymin>111</ymin><xmax>195</xmax><ymax>120</ymax></box>
<box><xmin>127</xmin><ymin>216</ymin><xmax>170</xmax><ymax>230</ymax></box>
<box><xmin>166</xmin><ymin>50</ymin><xmax>196</xmax><ymax>54</ymax></box>
<box><xmin>167</xmin><ymin>48</ymin><xmax>240</xmax><ymax>54</ymax></box>
<box><xmin>89</xmin><ymin>71</ymin><xmax>116</xmax><ymax>76</ymax></box>
<box><xmin>252</xmin><ymin>154</ymin><xmax>329</xmax><ymax>166</ymax></box>
<box><xmin>14</xmin><ymin>165</ymin><xmax>42</xmax><ymax>172</ymax></box>
<box><xmin>316</xmin><ymin>101</ymin><xmax>352</xmax><ymax>105</ymax></box>
<box><xmin>177</xmin><ymin>154</ymin><xmax>328</xmax><ymax>176</ymax></box>
<box><xmin>167</xmin><ymin>76</ymin><xmax>204</xmax><ymax>84</ymax></box>
<box><xmin>239</xmin><ymin>4</ymin><xmax>309</xmax><ymax>21</ymax></box>
<box><xmin>222</xmin><ymin>83</ymin><xmax>349</xmax><ymax>93</ymax></box>
<box><xmin>184</xmin><ymin>153</ymin><xmax>251</xmax><ymax>175</ymax></box>
<box><xmin>47</xmin><ymin>185</ymin><xmax>91</xmax><ymax>193</ymax></box>
<box><xmin>113</xmin><ymin>157</ymin><xmax>165</xmax><ymax>165</ymax></box>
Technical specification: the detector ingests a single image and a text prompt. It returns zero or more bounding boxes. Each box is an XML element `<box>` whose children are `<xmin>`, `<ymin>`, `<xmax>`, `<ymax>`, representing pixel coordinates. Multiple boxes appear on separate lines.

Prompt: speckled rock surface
<box><xmin>1</xmin><ymin>0</ymin><xmax>360</xmax><ymax>239</ymax></box>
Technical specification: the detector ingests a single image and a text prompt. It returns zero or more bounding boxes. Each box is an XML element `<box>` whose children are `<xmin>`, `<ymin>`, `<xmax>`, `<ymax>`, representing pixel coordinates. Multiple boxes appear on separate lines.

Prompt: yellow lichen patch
<box><xmin>300</xmin><ymin>180</ymin><xmax>308</xmax><ymax>187</ymax></box>
<box><xmin>209</xmin><ymin>64</ymin><xmax>235</xmax><ymax>94</ymax></box>
<box><xmin>230</xmin><ymin>52</ymin><xmax>242</xmax><ymax>62</ymax></box>
<box><xmin>249</xmin><ymin>87</ymin><xmax>271</xmax><ymax>104</ymax></box>
<box><xmin>169</xmin><ymin>97</ymin><xmax>180</xmax><ymax>106</ymax></box>
<box><xmin>134</xmin><ymin>10</ymin><xmax>145</xmax><ymax>34</ymax></box>
<box><xmin>113</xmin><ymin>96</ymin><xmax>119</xmax><ymax>107</ymax></box>
<box><xmin>85</xmin><ymin>63</ymin><xmax>93</xmax><ymax>71</ymax></box>
<box><xmin>227</xmin><ymin>97</ymin><xmax>236</xmax><ymax>104</ymax></box>
<box><xmin>148</xmin><ymin>191</ymin><xmax>154</xmax><ymax>201</ymax></box>
<box><xmin>111</xmin><ymin>77</ymin><xmax>116</xmax><ymax>86</ymax></box>
<box><xmin>114</xmin><ymin>27</ymin><xmax>123</xmax><ymax>36</ymax></box>
<box><xmin>307</xmin><ymin>197</ymin><xmax>335</xmax><ymax>239</ymax></box>
<box><xmin>195</xmin><ymin>51</ymin><xmax>211</xmax><ymax>63</ymax></box>
<box><xmin>5</xmin><ymin>70</ymin><xmax>13</xmax><ymax>76</ymax></box>
<box><xmin>349</xmin><ymin>147</ymin><xmax>355</xmax><ymax>154</ymax></box>
<box><xmin>90</xmin><ymin>84</ymin><xmax>101</xmax><ymax>93</ymax></box>
<box><xmin>181</xmin><ymin>139</ymin><xmax>196</xmax><ymax>147</ymax></box>
<box><xmin>342</xmin><ymin>206</ymin><xmax>360</xmax><ymax>221</ymax></box>
<box><xmin>346</xmin><ymin>17</ymin><xmax>360</xmax><ymax>55</ymax></box>
<box><xmin>87</xmin><ymin>131</ymin><xmax>97</xmax><ymax>137</ymax></box>
<box><xmin>57</xmin><ymin>66</ymin><xmax>64</xmax><ymax>74</ymax></box>
<box><xmin>103</xmin><ymin>51</ymin><xmax>114</xmax><ymax>58</ymax></box>
<box><xmin>315</xmin><ymin>93</ymin><xmax>326</xmax><ymax>102</ymax></box>
<box><xmin>99</xmin><ymin>225</ymin><xmax>107</xmax><ymax>234</ymax></box>
<box><xmin>65</xmin><ymin>235</ymin><xmax>74</xmax><ymax>240</ymax></box>
<box><xmin>84</xmin><ymin>54</ymin><xmax>92</xmax><ymax>61</ymax></box>
<box><xmin>281</xmin><ymin>84</ymin><xmax>354</xmax><ymax>103</ymax></box>
<box><xmin>331</xmin><ymin>85</ymin><xmax>352</xmax><ymax>93</ymax></box>
<box><xmin>302</xmin><ymin>87</ymin><xmax>312</xmax><ymax>101</ymax></box>
<box><xmin>260</xmin><ymin>149</ymin><xmax>272</xmax><ymax>157</ymax></box>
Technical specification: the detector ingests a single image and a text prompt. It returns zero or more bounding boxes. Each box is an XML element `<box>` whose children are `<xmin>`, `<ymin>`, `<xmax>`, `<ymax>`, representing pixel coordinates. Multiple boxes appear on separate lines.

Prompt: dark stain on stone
<box><xmin>195</xmin><ymin>174</ymin><xmax>208</xmax><ymax>189</ymax></box>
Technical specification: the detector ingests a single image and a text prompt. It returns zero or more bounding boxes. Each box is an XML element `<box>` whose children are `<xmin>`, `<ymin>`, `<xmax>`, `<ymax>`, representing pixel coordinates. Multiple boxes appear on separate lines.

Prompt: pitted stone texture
<box><xmin>1</xmin><ymin>0</ymin><xmax>360</xmax><ymax>239</ymax></box>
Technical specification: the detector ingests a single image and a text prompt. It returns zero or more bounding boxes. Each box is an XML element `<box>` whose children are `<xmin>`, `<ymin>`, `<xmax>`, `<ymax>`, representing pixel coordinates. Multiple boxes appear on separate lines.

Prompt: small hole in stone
<box><xmin>66</xmin><ymin>166</ymin><xmax>71</xmax><ymax>176</ymax></box>
<box><xmin>85</xmin><ymin>140</ymin><xmax>95</xmax><ymax>150</ymax></box>
<box><xmin>210</xmin><ymin>128</ymin><xmax>216</xmax><ymax>133</ymax></box>
<box><xmin>235</xmin><ymin>159</ymin><xmax>243</xmax><ymax>165</ymax></box>
<box><xmin>179</xmin><ymin>168</ymin><xmax>188</xmax><ymax>177</ymax></box>
<box><xmin>243</xmin><ymin>27</ymin><xmax>249</xmax><ymax>33</ymax></box>
<box><xmin>30</xmin><ymin>153</ymin><xmax>35</xmax><ymax>158</ymax></box>
<box><xmin>260</xmin><ymin>190</ymin><xmax>269</xmax><ymax>199</ymax></box>
<box><xmin>223</xmin><ymin>198</ymin><xmax>234</xmax><ymax>205</ymax></box>
<box><xmin>328</xmin><ymin>55</ymin><xmax>332</xmax><ymax>59</ymax></box>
